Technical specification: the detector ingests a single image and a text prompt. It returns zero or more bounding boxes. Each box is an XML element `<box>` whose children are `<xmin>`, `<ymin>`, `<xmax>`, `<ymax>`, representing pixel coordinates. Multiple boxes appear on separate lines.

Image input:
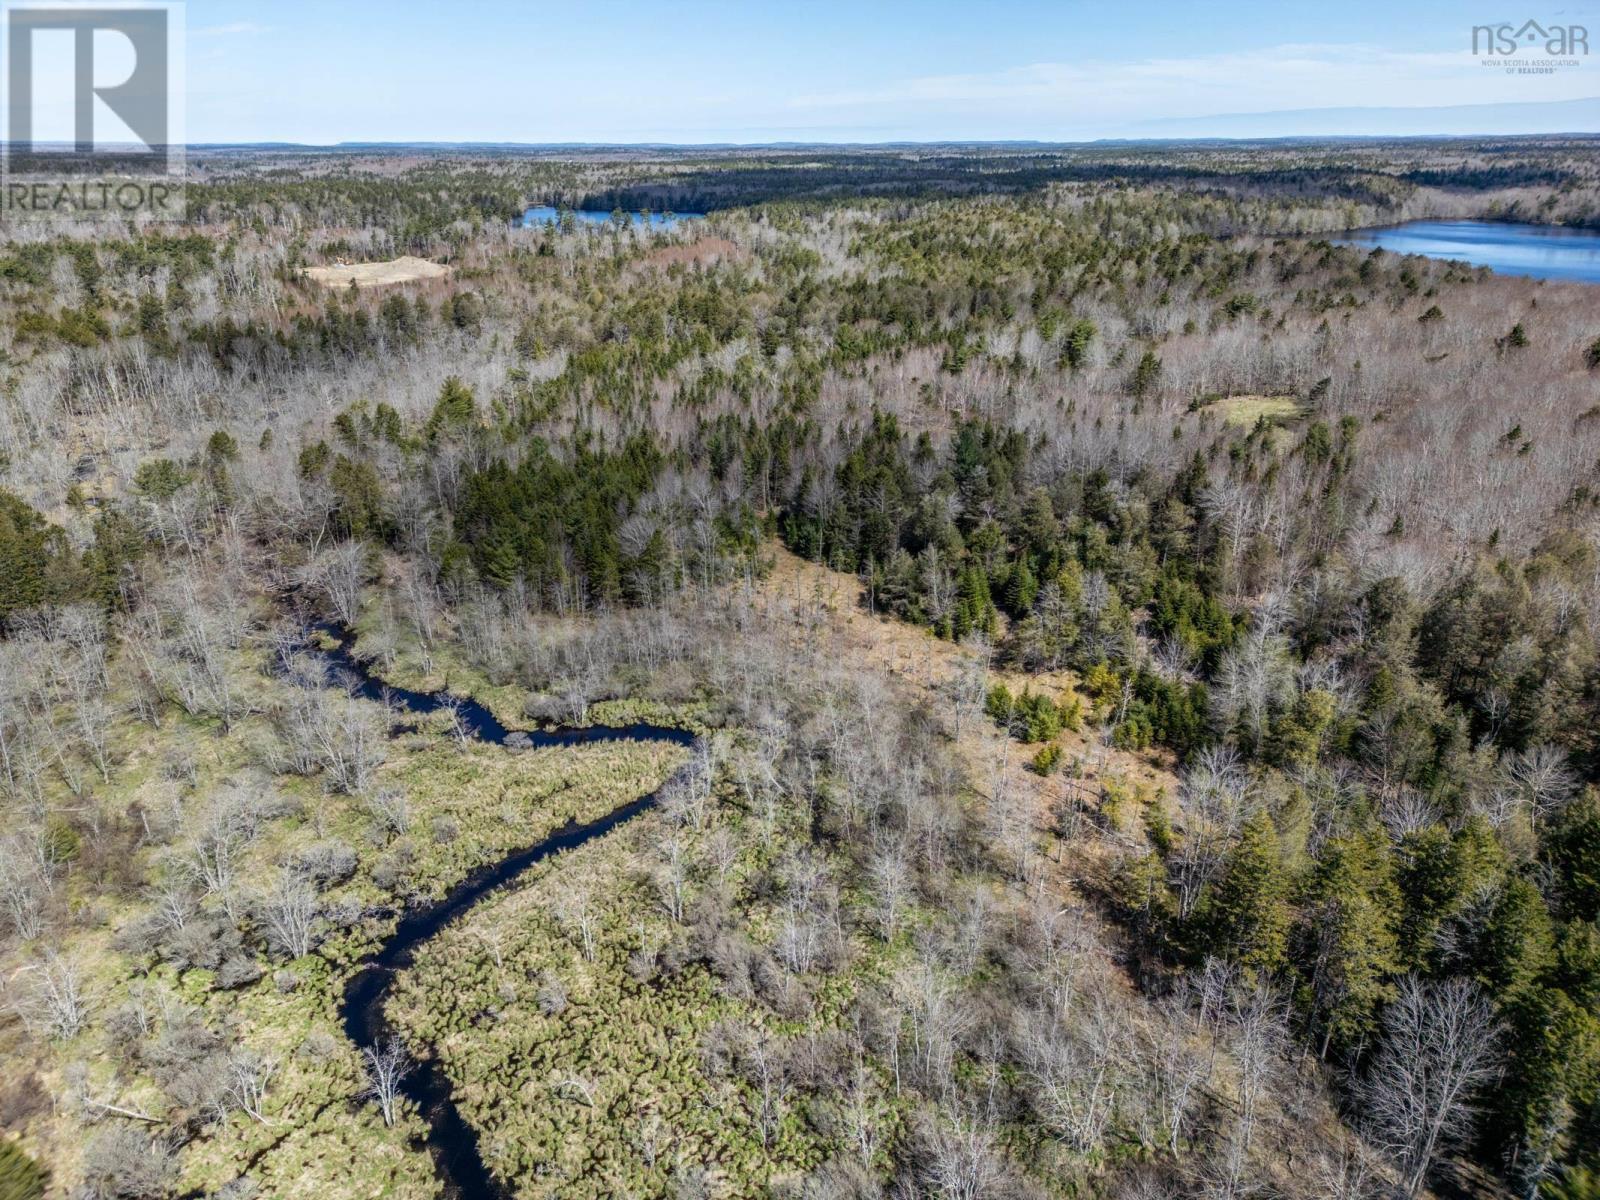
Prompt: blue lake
<box><xmin>519</xmin><ymin>205</ymin><xmax>702</xmax><ymax>231</ymax></box>
<box><xmin>1335</xmin><ymin>220</ymin><xmax>1600</xmax><ymax>283</ymax></box>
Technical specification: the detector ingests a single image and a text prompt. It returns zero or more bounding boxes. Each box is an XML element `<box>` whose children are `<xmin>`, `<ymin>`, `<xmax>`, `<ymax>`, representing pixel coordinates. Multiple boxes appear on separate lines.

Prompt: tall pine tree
<box><xmin>1197</xmin><ymin>811</ymin><xmax>1290</xmax><ymax>977</ymax></box>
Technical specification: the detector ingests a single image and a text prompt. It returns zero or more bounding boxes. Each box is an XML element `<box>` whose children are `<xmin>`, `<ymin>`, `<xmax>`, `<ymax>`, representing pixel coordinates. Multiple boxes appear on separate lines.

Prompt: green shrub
<box><xmin>988</xmin><ymin>685</ymin><xmax>1079</xmax><ymax>743</ymax></box>
<box><xmin>0</xmin><ymin>1141</ymin><xmax>47</xmax><ymax>1200</ymax></box>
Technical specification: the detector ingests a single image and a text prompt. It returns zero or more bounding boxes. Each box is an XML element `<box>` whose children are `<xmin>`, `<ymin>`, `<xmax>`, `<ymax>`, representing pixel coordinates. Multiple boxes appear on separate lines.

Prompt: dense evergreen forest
<box><xmin>1</xmin><ymin>140</ymin><xmax>1599</xmax><ymax>1200</ymax></box>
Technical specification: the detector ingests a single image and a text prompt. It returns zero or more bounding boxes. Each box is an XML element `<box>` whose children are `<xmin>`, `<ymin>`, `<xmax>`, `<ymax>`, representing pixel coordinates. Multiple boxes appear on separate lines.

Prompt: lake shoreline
<box><xmin>517</xmin><ymin>205</ymin><xmax>705</xmax><ymax>231</ymax></box>
<box><xmin>1332</xmin><ymin>218</ymin><xmax>1600</xmax><ymax>283</ymax></box>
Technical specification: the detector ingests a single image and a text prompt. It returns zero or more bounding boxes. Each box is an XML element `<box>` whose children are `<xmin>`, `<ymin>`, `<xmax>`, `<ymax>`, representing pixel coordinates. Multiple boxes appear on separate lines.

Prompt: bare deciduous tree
<box><xmin>79</xmin><ymin>1125</ymin><xmax>177</xmax><ymax>1200</ymax></box>
<box><xmin>222</xmin><ymin>1047</ymin><xmax>277</xmax><ymax>1124</ymax></box>
<box><xmin>183</xmin><ymin>787</ymin><xmax>266</xmax><ymax>920</ymax></box>
<box><xmin>1022</xmin><ymin>994</ymin><xmax>1123</xmax><ymax>1152</ymax></box>
<box><xmin>0</xmin><ymin>829</ymin><xmax>54</xmax><ymax>941</ymax></box>
<box><xmin>1171</xmin><ymin>746</ymin><xmax>1253</xmax><ymax>921</ymax></box>
<box><xmin>927</xmin><ymin>1115</ymin><xmax>1005</xmax><ymax>1200</ymax></box>
<box><xmin>362</xmin><ymin>1034</ymin><xmax>413</xmax><ymax>1127</ymax></box>
<box><xmin>898</xmin><ymin>959</ymin><xmax>971</xmax><ymax>1102</ymax></box>
<box><xmin>654</xmin><ymin>833</ymin><xmax>690</xmax><ymax>924</ymax></box>
<box><xmin>260</xmin><ymin>874</ymin><xmax>321</xmax><ymax>960</ymax></box>
<box><xmin>280</xmin><ymin>677</ymin><xmax>386</xmax><ymax>795</ymax></box>
<box><xmin>438</xmin><ymin>695</ymin><xmax>472</xmax><ymax>747</ymax></box>
<box><xmin>11</xmin><ymin>950</ymin><xmax>91</xmax><ymax>1039</ymax></box>
<box><xmin>299</xmin><ymin>540</ymin><xmax>370</xmax><ymax>628</ymax></box>
<box><xmin>840</xmin><ymin>1059</ymin><xmax>885</xmax><ymax>1167</ymax></box>
<box><xmin>1504</xmin><ymin>743</ymin><xmax>1577</xmax><ymax>827</ymax></box>
<box><xmin>1223</xmin><ymin>980</ymin><xmax>1286</xmax><ymax>1191</ymax></box>
<box><xmin>1151</xmin><ymin>1004</ymin><xmax>1211</xmax><ymax>1156</ymax></box>
<box><xmin>1360</xmin><ymin>976</ymin><xmax>1499</xmax><ymax>1198</ymax></box>
<box><xmin>1313</xmin><ymin>1143</ymin><xmax>1383</xmax><ymax>1200</ymax></box>
<box><xmin>367</xmin><ymin>787</ymin><xmax>411</xmax><ymax>836</ymax></box>
<box><xmin>552</xmin><ymin>886</ymin><xmax>598</xmax><ymax>962</ymax></box>
<box><xmin>868</xmin><ymin>837</ymin><xmax>912</xmax><ymax>943</ymax></box>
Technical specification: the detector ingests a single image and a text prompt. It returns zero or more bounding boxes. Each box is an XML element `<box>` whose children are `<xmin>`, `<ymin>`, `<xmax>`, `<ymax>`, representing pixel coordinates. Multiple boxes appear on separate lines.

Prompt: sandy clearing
<box><xmin>301</xmin><ymin>255</ymin><xmax>452</xmax><ymax>289</ymax></box>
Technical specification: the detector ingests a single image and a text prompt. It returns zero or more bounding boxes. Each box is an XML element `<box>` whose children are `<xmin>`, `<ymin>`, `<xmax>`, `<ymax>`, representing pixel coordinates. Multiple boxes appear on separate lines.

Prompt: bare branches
<box><xmin>367</xmin><ymin>787</ymin><xmax>411</xmax><ymax>837</ymax></box>
<box><xmin>297</xmin><ymin>540</ymin><xmax>371</xmax><ymax>627</ymax></box>
<box><xmin>9</xmin><ymin>950</ymin><xmax>91</xmax><ymax>1039</ymax></box>
<box><xmin>0</xmin><ymin>828</ymin><xmax>57</xmax><ymax>941</ymax></box>
<box><xmin>258</xmin><ymin>873</ymin><xmax>322</xmax><ymax>960</ymax></box>
<box><xmin>221</xmin><ymin>1047</ymin><xmax>278</xmax><ymax>1124</ymax></box>
<box><xmin>1359</xmin><ymin>976</ymin><xmax>1499</xmax><ymax>1198</ymax></box>
<box><xmin>276</xmin><ymin>669</ymin><xmax>386</xmax><ymax>794</ymax></box>
<box><xmin>1502</xmin><ymin>744</ymin><xmax>1578</xmax><ymax>828</ymax></box>
<box><xmin>1021</xmin><ymin>993</ymin><xmax>1123</xmax><ymax>1152</ymax></box>
<box><xmin>1171</xmin><ymin>746</ymin><xmax>1253</xmax><ymax>921</ymax></box>
<box><xmin>552</xmin><ymin>886</ymin><xmax>598</xmax><ymax>962</ymax></box>
<box><xmin>361</xmin><ymin>1034</ymin><xmax>413</xmax><ymax>1127</ymax></box>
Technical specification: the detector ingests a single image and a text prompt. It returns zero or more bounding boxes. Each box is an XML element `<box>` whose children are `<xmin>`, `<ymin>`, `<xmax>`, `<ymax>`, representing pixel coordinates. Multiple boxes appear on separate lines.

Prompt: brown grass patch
<box><xmin>636</xmin><ymin>237</ymin><xmax>744</xmax><ymax>270</ymax></box>
<box><xmin>1203</xmin><ymin>394</ymin><xmax>1302</xmax><ymax>428</ymax></box>
<box><xmin>757</xmin><ymin>546</ymin><xmax>1177</xmax><ymax>841</ymax></box>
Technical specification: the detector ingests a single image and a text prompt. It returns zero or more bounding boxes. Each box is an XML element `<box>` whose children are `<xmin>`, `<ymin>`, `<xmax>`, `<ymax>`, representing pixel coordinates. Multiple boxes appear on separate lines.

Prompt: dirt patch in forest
<box><xmin>635</xmin><ymin>237</ymin><xmax>745</xmax><ymax>270</ymax></box>
<box><xmin>301</xmin><ymin>256</ymin><xmax>452</xmax><ymax>289</ymax></box>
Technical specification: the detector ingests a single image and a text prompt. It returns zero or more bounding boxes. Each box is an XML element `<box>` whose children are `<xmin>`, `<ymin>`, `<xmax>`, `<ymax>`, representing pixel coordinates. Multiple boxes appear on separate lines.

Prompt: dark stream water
<box><xmin>306</xmin><ymin>628</ymin><xmax>695</xmax><ymax>1199</ymax></box>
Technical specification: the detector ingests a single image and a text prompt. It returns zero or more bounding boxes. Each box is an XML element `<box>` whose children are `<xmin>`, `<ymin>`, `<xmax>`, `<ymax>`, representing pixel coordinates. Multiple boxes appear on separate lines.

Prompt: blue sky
<box><xmin>171</xmin><ymin>0</ymin><xmax>1600</xmax><ymax>141</ymax></box>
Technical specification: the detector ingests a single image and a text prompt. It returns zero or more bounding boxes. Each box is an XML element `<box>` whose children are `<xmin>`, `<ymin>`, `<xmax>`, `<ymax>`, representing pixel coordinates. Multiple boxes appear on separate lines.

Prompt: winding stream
<box><xmin>307</xmin><ymin>628</ymin><xmax>696</xmax><ymax>1199</ymax></box>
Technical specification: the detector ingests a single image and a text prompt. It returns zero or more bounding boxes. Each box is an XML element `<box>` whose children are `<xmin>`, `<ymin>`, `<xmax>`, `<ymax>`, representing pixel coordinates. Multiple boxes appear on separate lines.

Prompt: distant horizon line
<box><xmin>9</xmin><ymin>130</ymin><xmax>1597</xmax><ymax>153</ymax></box>
<box><xmin>7</xmin><ymin>93</ymin><xmax>1593</xmax><ymax>152</ymax></box>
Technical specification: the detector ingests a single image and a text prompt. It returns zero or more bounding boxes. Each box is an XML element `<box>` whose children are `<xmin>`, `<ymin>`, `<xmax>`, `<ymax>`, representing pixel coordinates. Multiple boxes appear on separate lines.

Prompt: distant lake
<box><xmin>1335</xmin><ymin>220</ymin><xmax>1600</xmax><ymax>284</ymax></box>
<box><xmin>518</xmin><ymin>205</ymin><xmax>702</xmax><ymax>231</ymax></box>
